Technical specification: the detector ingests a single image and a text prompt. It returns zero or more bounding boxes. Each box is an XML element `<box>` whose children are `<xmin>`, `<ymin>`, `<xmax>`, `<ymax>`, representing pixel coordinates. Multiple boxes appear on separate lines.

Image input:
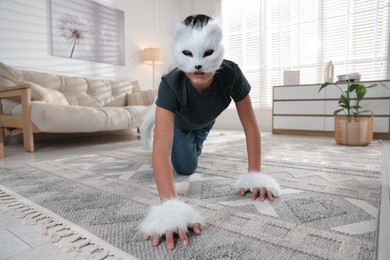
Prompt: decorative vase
<box><xmin>334</xmin><ymin>113</ymin><xmax>374</xmax><ymax>146</ymax></box>
<box><xmin>324</xmin><ymin>60</ymin><xmax>334</xmax><ymax>83</ymax></box>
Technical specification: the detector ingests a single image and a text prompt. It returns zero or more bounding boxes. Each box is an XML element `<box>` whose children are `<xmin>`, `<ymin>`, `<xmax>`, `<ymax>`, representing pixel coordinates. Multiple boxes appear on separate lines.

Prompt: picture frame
<box><xmin>49</xmin><ymin>0</ymin><xmax>125</xmax><ymax>65</ymax></box>
<box><xmin>284</xmin><ymin>71</ymin><xmax>300</xmax><ymax>85</ymax></box>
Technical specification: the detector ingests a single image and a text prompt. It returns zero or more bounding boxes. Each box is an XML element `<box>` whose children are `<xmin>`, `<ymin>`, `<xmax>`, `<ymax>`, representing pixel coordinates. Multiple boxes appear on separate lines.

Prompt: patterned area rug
<box><xmin>0</xmin><ymin>132</ymin><xmax>383</xmax><ymax>260</ymax></box>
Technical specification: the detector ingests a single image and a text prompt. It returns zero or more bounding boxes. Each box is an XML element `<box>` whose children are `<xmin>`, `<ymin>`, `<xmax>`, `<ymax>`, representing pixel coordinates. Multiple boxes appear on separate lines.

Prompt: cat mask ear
<box><xmin>172</xmin><ymin>20</ymin><xmax>224</xmax><ymax>74</ymax></box>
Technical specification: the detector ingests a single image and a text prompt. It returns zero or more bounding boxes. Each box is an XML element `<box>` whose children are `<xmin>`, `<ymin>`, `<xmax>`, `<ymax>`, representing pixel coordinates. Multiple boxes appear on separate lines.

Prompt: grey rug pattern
<box><xmin>0</xmin><ymin>133</ymin><xmax>383</xmax><ymax>260</ymax></box>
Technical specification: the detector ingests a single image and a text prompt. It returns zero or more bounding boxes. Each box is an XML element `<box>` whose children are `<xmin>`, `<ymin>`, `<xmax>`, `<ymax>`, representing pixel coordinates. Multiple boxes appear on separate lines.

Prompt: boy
<box><xmin>139</xmin><ymin>14</ymin><xmax>280</xmax><ymax>250</ymax></box>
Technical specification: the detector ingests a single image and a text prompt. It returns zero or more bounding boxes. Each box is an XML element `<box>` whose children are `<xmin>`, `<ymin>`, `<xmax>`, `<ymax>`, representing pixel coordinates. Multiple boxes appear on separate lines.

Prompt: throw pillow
<box><xmin>127</xmin><ymin>89</ymin><xmax>156</xmax><ymax>106</ymax></box>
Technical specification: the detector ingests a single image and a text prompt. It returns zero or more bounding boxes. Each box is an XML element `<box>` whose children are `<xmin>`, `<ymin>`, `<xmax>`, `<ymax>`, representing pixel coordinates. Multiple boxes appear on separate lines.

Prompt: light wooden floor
<box><xmin>0</xmin><ymin>132</ymin><xmax>389</xmax><ymax>260</ymax></box>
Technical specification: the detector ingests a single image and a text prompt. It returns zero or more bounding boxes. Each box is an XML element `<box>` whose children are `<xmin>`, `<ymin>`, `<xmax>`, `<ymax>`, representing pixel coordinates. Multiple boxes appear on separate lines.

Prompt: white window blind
<box><xmin>221</xmin><ymin>0</ymin><xmax>390</xmax><ymax>109</ymax></box>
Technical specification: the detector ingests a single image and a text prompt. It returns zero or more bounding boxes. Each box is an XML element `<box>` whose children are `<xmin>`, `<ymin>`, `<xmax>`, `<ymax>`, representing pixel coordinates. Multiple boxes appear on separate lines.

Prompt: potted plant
<box><xmin>318</xmin><ymin>81</ymin><xmax>378</xmax><ymax>146</ymax></box>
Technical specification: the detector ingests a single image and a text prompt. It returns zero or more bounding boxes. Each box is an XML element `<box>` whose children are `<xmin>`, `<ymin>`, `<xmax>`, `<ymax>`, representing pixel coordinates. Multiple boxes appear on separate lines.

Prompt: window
<box><xmin>221</xmin><ymin>0</ymin><xmax>390</xmax><ymax>109</ymax></box>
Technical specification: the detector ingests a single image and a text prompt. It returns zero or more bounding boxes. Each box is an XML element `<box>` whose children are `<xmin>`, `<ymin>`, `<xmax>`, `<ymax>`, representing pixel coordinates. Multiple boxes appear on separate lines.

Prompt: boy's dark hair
<box><xmin>183</xmin><ymin>14</ymin><xmax>213</xmax><ymax>29</ymax></box>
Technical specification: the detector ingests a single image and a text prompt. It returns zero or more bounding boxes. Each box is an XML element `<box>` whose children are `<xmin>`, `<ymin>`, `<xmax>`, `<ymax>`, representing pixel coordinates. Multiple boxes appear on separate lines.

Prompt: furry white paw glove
<box><xmin>138</xmin><ymin>199</ymin><xmax>204</xmax><ymax>236</ymax></box>
<box><xmin>235</xmin><ymin>172</ymin><xmax>281</xmax><ymax>197</ymax></box>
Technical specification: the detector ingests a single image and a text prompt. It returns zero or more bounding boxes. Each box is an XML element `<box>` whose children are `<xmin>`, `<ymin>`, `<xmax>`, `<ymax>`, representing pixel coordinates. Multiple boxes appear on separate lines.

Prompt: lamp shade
<box><xmin>140</xmin><ymin>47</ymin><xmax>163</xmax><ymax>64</ymax></box>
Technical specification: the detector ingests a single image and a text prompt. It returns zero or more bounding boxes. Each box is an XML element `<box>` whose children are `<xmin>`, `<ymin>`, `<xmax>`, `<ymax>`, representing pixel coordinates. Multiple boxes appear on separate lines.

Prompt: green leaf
<box><xmin>349</xmin><ymin>83</ymin><xmax>364</xmax><ymax>92</ymax></box>
<box><xmin>353</xmin><ymin>112</ymin><xmax>360</xmax><ymax>117</ymax></box>
<box><xmin>360</xmin><ymin>109</ymin><xmax>371</xmax><ymax>114</ymax></box>
<box><xmin>318</xmin><ymin>82</ymin><xmax>334</xmax><ymax>93</ymax></box>
<box><xmin>366</xmin><ymin>84</ymin><xmax>377</xmax><ymax>89</ymax></box>
<box><xmin>355</xmin><ymin>85</ymin><xmax>367</xmax><ymax>101</ymax></box>
<box><xmin>348</xmin><ymin>83</ymin><xmax>360</xmax><ymax>92</ymax></box>
<box><xmin>339</xmin><ymin>95</ymin><xmax>349</xmax><ymax>107</ymax></box>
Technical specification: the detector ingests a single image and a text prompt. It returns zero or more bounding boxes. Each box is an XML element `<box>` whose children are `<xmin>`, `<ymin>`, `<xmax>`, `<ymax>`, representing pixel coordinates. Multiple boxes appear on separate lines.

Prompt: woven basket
<box><xmin>334</xmin><ymin>113</ymin><xmax>374</xmax><ymax>146</ymax></box>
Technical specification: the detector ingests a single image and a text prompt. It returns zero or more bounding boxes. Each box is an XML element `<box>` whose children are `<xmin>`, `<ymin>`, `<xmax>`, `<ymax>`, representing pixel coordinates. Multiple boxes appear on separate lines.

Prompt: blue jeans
<box><xmin>171</xmin><ymin>122</ymin><xmax>214</xmax><ymax>175</ymax></box>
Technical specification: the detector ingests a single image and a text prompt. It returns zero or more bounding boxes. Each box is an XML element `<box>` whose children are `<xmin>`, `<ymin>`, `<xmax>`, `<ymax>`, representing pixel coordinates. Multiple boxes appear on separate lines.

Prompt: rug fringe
<box><xmin>0</xmin><ymin>188</ymin><xmax>136</xmax><ymax>260</ymax></box>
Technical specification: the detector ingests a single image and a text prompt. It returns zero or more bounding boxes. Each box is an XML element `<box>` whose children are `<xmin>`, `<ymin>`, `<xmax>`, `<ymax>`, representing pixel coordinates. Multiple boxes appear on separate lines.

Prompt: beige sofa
<box><xmin>0</xmin><ymin>62</ymin><xmax>155</xmax><ymax>152</ymax></box>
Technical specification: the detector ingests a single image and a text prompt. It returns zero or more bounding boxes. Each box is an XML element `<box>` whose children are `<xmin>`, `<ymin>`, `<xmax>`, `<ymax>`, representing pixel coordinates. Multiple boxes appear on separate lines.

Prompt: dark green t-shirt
<box><xmin>156</xmin><ymin>59</ymin><xmax>251</xmax><ymax>130</ymax></box>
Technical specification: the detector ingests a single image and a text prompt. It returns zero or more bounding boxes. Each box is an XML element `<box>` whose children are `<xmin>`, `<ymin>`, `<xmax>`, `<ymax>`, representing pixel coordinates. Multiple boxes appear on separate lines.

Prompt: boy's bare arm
<box><xmin>140</xmin><ymin>106</ymin><xmax>202</xmax><ymax>250</ymax></box>
<box><xmin>152</xmin><ymin>106</ymin><xmax>176</xmax><ymax>201</ymax></box>
<box><xmin>236</xmin><ymin>95</ymin><xmax>280</xmax><ymax>201</ymax></box>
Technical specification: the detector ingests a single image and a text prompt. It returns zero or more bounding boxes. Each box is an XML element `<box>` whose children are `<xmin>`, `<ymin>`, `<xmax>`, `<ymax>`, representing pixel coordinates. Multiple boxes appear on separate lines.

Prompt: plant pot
<box><xmin>334</xmin><ymin>114</ymin><xmax>374</xmax><ymax>146</ymax></box>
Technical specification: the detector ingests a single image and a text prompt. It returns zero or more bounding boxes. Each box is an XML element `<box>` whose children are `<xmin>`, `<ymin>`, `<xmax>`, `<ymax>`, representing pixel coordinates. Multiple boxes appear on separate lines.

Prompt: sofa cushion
<box><xmin>31</xmin><ymin>103</ymin><xmax>149</xmax><ymax>132</ymax></box>
<box><xmin>21</xmin><ymin>81</ymin><xmax>69</xmax><ymax>105</ymax></box>
<box><xmin>0</xmin><ymin>98</ymin><xmax>19</xmax><ymax>115</ymax></box>
<box><xmin>0</xmin><ymin>62</ymin><xmax>62</xmax><ymax>90</ymax></box>
<box><xmin>0</xmin><ymin>62</ymin><xmax>24</xmax><ymax>85</ymax></box>
<box><xmin>86</xmin><ymin>79</ymin><xmax>135</xmax><ymax>107</ymax></box>
<box><xmin>6</xmin><ymin>101</ymin><xmax>150</xmax><ymax>133</ymax></box>
<box><xmin>59</xmin><ymin>76</ymin><xmax>135</xmax><ymax>107</ymax></box>
<box><xmin>127</xmin><ymin>89</ymin><xmax>156</xmax><ymax>106</ymax></box>
<box><xmin>0</xmin><ymin>63</ymin><xmax>137</xmax><ymax>107</ymax></box>
<box><xmin>0</xmin><ymin>77</ymin><xmax>18</xmax><ymax>89</ymax></box>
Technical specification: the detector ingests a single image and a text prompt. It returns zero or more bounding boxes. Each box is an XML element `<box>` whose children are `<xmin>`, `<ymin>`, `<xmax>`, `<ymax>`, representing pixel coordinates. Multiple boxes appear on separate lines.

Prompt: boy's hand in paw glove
<box><xmin>138</xmin><ymin>199</ymin><xmax>204</xmax><ymax>250</ymax></box>
<box><xmin>235</xmin><ymin>171</ymin><xmax>281</xmax><ymax>201</ymax></box>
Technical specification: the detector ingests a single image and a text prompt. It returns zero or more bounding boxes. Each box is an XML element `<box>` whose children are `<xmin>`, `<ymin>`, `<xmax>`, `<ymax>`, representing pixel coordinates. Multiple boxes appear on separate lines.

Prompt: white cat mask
<box><xmin>172</xmin><ymin>20</ymin><xmax>224</xmax><ymax>74</ymax></box>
